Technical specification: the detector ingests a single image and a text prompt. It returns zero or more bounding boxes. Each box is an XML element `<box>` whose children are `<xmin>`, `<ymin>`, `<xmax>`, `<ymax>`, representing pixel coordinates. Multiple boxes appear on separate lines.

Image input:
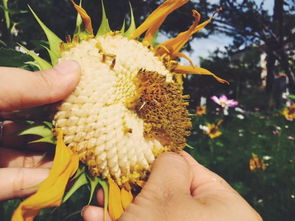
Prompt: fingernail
<box><xmin>81</xmin><ymin>205</ymin><xmax>88</xmax><ymax>217</ymax></box>
<box><xmin>54</xmin><ymin>60</ymin><xmax>80</xmax><ymax>75</ymax></box>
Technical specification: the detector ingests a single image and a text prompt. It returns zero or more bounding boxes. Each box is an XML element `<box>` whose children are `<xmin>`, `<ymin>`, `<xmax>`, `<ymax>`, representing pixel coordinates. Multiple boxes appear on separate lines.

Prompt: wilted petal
<box><xmin>108</xmin><ymin>178</ymin><xmax>124</xmax><ymax>220</ymax></box>
<box><xmin>70</xmin><ymin>0</ymin><xmax>93</xmax><ymax>35</ymax></box>
<box><xmin>131</xmin><ymin>0</ymin><xmax>188</xmax><ymax>43</ymax></box>
<box><xmin>157</xmin><ymin>8</ymin><xmax>221</xmax><ymax>58</ymax></box>
<box><xmin>121</xmin><ymin>187</ymin><xmax>133</xmax><ymax>210</ymax></box>
<box><xmin>174</xmin><ymin>65</ymin><xmax>229</xmax><ymax>84</ymax></box>
<box><xmin>12</xmin><ymin>129</ymin><xmax>79</xmax><ymax>221</ymax></box>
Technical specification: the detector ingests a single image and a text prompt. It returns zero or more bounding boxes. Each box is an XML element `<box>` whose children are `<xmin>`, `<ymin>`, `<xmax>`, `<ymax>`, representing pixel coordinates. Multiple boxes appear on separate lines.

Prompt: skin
<box><xmin>0</xmin><ymin>60</ymin><xmax>80</xmax><ymax>201</ymax></box>
<box><xmin>0</xmin><ymin>62</ymin><xmax>262</xmax><ymax>220</ymax></box>
<box><xmin>82</xmin><ymin>152</ymin><xmax>263</xmax><ymax>221</ymax></box>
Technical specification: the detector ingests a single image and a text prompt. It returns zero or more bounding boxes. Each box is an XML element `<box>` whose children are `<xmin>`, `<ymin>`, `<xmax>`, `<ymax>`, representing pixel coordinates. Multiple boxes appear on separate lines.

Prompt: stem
<box><xmin>2</xmin><ymin>0</ymin><xmax>10</xmax><ymax>30</ymax></box>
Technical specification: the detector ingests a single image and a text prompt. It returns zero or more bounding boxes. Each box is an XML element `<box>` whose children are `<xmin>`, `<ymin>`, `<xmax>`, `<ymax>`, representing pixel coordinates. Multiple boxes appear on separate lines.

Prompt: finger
<box><xmin>81</xmin><ymin>205</ymin><xmax>111</xmax><ymax>221</ymax></box>
<box><xmin>180</xmin><ymin>151</ymin><xmax>237</xmax><ymax>197</ymax></box>
<box><xmin>0</xmin><ymin>148</ymin><xmax>52</xmax><ymax>168</ymax></box>
<box><xmin>96</xmin><ymin>188</ymin><xmax>104</xmax><ymax>206</ymax></box>
<box><xmin>181</xmin><ymin>152</ymin><xmax>263</xmax><ymax>220</ymax></box>
<box><xmin>0</xmin><ymin>60</ymin><xmax>80</xmax><ymax>111</ymax></box>
<box><xmin>139</xmin><ymin>152</ymin><xmax>192</xmax><ymax>202</ymax></box>
<box><xmin>0</xmin><ymin>167</ymin><xmax>49</xmax><ymax>200</ymax></box>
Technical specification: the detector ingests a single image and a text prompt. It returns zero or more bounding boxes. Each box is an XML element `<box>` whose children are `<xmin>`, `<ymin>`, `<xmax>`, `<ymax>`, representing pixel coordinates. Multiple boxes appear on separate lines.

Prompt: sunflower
<box><xmin>12</xmin><ymin>0</ymin><xmax>227</xmax><ymax>220</ymax></box>
<box><xmin>249</xmin><ymin>154</ymin><xmax>266</xmax><ymax>171</ymax></box>
<box><xmin>282</xmin><ymin>103</ymin><xmax>295</xmax><ymax>121</ymax></box>
<box><xmin>199</xmin><ymin>121</ymin><xmax>222</xmax><ymax>139</ymax></box>
<box><xmin>195</xmin><ymin>105</ymin><xmax>206</xmax><ymax>116</ymax></box>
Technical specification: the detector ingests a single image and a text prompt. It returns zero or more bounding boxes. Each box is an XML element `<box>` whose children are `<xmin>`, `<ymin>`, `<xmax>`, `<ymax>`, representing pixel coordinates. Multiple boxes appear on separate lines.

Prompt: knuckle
<box><xmin>36</xmin><ymin>70</ymin><xmax>56</xmax><ymax>103</ymax></box>
<box><xmin>12</xmin><ymin>168</ymin><xmax>25</xmax><ymax>198</ymax></box>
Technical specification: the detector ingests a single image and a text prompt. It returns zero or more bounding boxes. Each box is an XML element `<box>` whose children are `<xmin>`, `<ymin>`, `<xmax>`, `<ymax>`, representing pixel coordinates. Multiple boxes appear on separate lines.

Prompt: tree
<box><xmin>212</xmin><ymin>0</ymin><xmax>295</xmax><ymax>103</ymax></box>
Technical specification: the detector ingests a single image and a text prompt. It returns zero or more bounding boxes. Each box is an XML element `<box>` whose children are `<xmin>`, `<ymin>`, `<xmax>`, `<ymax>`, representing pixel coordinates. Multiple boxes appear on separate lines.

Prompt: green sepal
<box><xmin>19</xmin><ymin>125</ymin><xmax>53</xmax><ymax>138</ymax></box>
<box><xmin>96</xmin><ymin>0</ymin><xmax>111</xmax><ymax>36</ymax></box>
<box><xmin>24</xmin><ymin>61</ymin><xmax>40</xmax><ymax>70</ymax></box>
<box><xmin>86</xmin><ymin>175</ymin><xmax>100</xmax><ymax>204</ymax></box>
<box><xmin>43</xmin><ymin>121</ymin><xmax>54</xmax><ymax>129</ymax></box>
<box><xmin>74</xmin><ymin>0</ymin><xmax>83</xmax><ymax>36</ymax></box>
<box><xmin>29</xmin><ymin>136</ymin><xmax>55</xmax><ymax>144</ymax></box>
<box><xmin>97</xmin><ymin>177</ymin><xmax>109</xmax><ymax>221</ymax></box>
<box><xmin>18</xmin><ymin>121</ymin><xmax>54</xmax><ymax>144</ymax></box>
<box><xmin>42</xmin><ymin>45</ymin><xmax>59</xmax><ymax>67</ymax></box>
<box><xmin>63</xmin><ymin>172</ymin><xmax>88</xmax><ymax>203</ymax></box>
<box><xmin>120</xmin><ymin>19</ymin><xmax>126</xmax><ymax>34</ymax></box>
<box><xmin>28</xmin><ymin>5</ymin><xmax>62</xmax><ymax>65</ymax></box>
<box><xmin>72</xmin><ymin>164</ymin><xmax>86</xmax><ymax>180</ymax></box>
<box><xmin>17</xmin><ymin>43</ymin><xmax>52</xmax><ymax>70</ymax></box>
<box><xmin>152</xmin><ymin>31</ymin><xmax>160</xmax><ymax>46</ymax></box>
<box><xmin>124</xmin><ymin>2</ymin><xmax>136</xmax><ymax>38</ymax></box>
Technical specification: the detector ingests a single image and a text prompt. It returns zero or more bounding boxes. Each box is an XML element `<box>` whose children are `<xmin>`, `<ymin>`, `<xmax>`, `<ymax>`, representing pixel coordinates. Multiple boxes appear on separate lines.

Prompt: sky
<box><xmin>190</xmin><ymin>0</ymin><xmax>275</xmax><ymax>65</ymax></box>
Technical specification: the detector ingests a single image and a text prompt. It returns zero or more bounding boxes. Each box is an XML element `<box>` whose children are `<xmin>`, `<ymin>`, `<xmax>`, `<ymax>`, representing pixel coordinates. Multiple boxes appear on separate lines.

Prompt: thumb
<box><xmin>142</xmin><ymin>152</ymin><xmax>192</xmax><ymax>197</ymax></box>
<box><xmin>0</xmin><ymin>60</ymin><xmax>80</xmax><ymax>111</ymax></box>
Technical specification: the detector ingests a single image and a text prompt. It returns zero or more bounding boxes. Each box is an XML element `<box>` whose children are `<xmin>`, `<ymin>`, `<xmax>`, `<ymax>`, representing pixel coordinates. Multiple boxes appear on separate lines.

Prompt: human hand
<box><xmin>82</xmin><ymin>152</ymin><xmax>262</xmax><ymax>221</ymax></box>
<box><xmin>0</xmin><ymin>61</ymin><xmax>80</xmax><ymax>201</ymax></box>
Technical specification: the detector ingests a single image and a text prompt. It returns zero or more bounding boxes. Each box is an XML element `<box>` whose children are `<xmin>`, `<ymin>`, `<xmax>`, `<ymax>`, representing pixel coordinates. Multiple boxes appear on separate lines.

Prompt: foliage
<box><xmin>188</xmin><ymin>100</ymin><xmax>295</xmax><ymax>221</ymax></box>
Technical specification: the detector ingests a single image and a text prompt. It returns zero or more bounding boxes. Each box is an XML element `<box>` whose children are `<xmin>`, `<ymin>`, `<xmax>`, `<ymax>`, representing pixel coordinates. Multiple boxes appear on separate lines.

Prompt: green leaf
<box><xmin>287</xmin><ymin>94</ymin><xmax>295</xmax><ymax>100</ymax></box>
<box><xmin>124</xmin><ymin>2</ymin><xmax>136</xmax><ymax>38</ymax></box>
<box><xmin>0</xmin><ymin>48</ymin><xmax>33</xmax><ymax>67</ymax></box>
<box><xmin>28</xmin><ymin>5</ymin><xmax>62</xmax><ymax>65</ymax></box>
<box><xmin>185</xmin><ymin>143</ymin><xmax>195</xmax><ymax>149</ymax></box>
<box><xmin>96</xmin><ymin>0</ymin><xmax>111</xmax><ymax>36</ymax></box>
<box><xmin>63</xmin><ymin>173</ymin><xmax>88</xmax><ymax>203</ymax></box>
<box><xmin>0</xmin><ymin>5</ymin><xmax>27</xmax><ymax>15</ymax></box>
<box><xmin>17</xmin><ymin>44</ymin><xmax>52</xmax><ymax>70</ymax></box>
<box><xmin>0</xmin><ymin>40</ymin><xmax>7</xmax><ymax>47</ymax></box>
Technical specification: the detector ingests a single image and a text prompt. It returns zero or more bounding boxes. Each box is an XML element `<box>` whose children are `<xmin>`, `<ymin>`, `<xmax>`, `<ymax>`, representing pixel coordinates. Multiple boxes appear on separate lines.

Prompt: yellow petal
<box><xmin>172</xmin><ymin>52</ymin><xmax>194</xmax><ymax>66</ymax></box>
<box><xmin>174</xmin><ymin>64</ymin><xmax>229</xmax><ymax>84</ymax></box>
<box><xmin>131</xmin><ymin>0</ymin><xmax>188</xmax><ymax>42</ymax></box>
<box><xmin>120</xmin><ymin>187</ymin><xmax>133</xmax><ymax>210</ymax></box>
<box><xmin>70</xmin><ymin>0</ymin><xmax>93</xmax><ymax>35</ymax></box>
<box><xmin>108</xmin><ymin>178</ymin><xmax>124</xmax><ymax>220</ymax></box>
<box><xmin>12</xmin><ymin>129</ymin><xmax>79</xmax><ymax>221</ymax></box>
<box><xmin>157</xmin><ymin>8</ymin><xmax>221</xmax><ymax>57</ymax></box>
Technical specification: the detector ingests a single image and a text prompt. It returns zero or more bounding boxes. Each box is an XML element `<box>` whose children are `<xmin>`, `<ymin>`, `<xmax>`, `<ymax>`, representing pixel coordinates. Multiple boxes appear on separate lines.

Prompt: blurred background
<box><xmin>0</xmin><ymin>0</ymin><xmax>294</xmax><ymax>220</ymax></box>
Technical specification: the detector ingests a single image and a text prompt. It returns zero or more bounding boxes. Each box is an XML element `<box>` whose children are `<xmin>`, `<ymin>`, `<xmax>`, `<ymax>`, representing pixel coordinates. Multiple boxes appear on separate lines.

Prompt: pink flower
<box><xmin>211</xmin><ymin>95</ymin><xmax>239</xmax><ymax>108</ymax></box>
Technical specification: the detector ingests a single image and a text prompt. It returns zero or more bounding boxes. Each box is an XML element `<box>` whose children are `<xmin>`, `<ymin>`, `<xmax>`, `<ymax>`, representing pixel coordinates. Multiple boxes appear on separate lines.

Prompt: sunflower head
<box><xmin>13</xmin><ymin>1</ymin><xmax>228</xmax><ymax>220</ymax></box>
